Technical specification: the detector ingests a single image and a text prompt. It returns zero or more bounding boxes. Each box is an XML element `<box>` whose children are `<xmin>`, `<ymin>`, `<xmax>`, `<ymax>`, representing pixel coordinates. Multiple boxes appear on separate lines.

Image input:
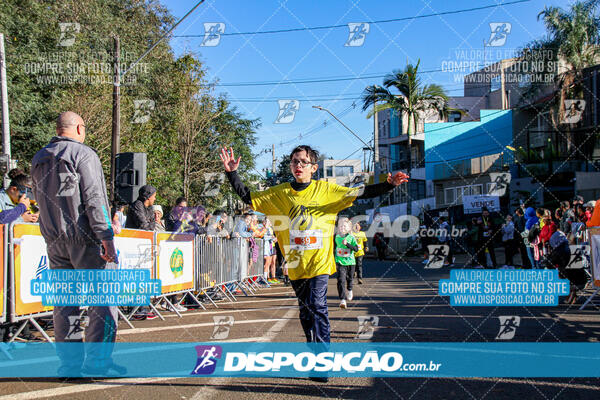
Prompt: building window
<box><xmin>335</xmin><ymin>166</ymin><xmax>354</xmax><ymax>176</ymax></box>
<box><xmin>448</xmin><ymin>111</ymin><xmax>462</xmax><ymax>122</ymax></box>
<box><xmin>472</xmin><ymin>184</ymin><xmax>483</xmax><ymax>195</ymax></box>
<box><xmin>491</xmin><ymin>75</ymin><xmax>501</xmax><ymax>91</ymax></box>
<box><xmin>445</xmin><ymin>188</ymin><xmax>455</xmax><ymax>205</ymax></box>
<box><xmin>326</xmin><ymin>166</ymin><xmax>333</xmax><ymax>177</ymax></box>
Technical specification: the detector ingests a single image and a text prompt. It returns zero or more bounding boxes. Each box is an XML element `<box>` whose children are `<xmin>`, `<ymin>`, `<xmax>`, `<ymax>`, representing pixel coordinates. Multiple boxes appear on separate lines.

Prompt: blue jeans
<box><xmin>526</xmin><ymin>246</ymin><xmax>538</xmax><ymax>268</ymax></box>
<box><xmin>290</xmin><ymin>275</ymin><xmax>330</xmax><ymax>343</ymax></box>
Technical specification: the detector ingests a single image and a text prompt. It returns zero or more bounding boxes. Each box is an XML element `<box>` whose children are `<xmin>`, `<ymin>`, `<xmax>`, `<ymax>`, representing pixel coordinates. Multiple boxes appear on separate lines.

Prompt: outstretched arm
<box><xmin>356</xmin><ymin>171</ymin><xmax>410</xmax><ymax>199</ymax></box>
<box><xmin>220</xmin><ymin>147</ymin><xmax>252</xmax><ymax>205</ymax></box>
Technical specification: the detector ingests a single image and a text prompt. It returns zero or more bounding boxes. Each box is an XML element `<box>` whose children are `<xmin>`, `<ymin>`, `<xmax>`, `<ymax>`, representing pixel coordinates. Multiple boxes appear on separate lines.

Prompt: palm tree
<box><xmin>361</xmin><ymin>59</ymin><xmax>450</xmax><ymax>207</ymax></box>
<box><xmin>535</xmin><ymin>0</ymin><xmax>600</xmax><ymax>152</ymax></box>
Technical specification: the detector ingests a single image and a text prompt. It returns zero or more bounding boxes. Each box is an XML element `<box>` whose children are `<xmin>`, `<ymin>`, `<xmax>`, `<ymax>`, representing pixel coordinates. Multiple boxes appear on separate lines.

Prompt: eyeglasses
<box><xmin>290</xmin><ymin>160</ymin><xmax>313</xmax><ymax>168</ymax></box>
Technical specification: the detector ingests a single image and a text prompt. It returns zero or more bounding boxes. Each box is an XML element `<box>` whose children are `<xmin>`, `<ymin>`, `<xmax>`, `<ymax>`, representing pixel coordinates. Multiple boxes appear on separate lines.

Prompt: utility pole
<box><xmin>373</xmin><ymin>101</ymin><xmax>379</xmax><ymax>176</ymax></box>
<box><xmin>110</xmin><ymin>0</ymin><xmax>206</xmax><ymax>202</ymax></box>
<box><xmin>0</xmin><ymin>33</ymin><xmax>11</xmax><ymax>188</ymax></box>
<box><xmin>110</xmin><ymin>36</ymin><xmax>120</xmax><ymax>203</ymax></box>
<box><xmin>271</xmin><ymin>144</ymin><xmax>276</xmax><ymax>173</ymax></box>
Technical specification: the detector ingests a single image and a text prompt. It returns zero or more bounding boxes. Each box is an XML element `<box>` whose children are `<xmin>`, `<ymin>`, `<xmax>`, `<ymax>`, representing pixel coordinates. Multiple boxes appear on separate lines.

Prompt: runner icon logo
<box><xmin>274</xmin><ymin>100</ymin><xmax>299</xmax><ymax>124</ymax></box>
<box><xmin>488</xmin><ymin>172</ymin><xmax>511</xmax><ymax>196</ymax></box>
<box><xmin>201</xmin><ymin>23</ymin><xmax>225</xmax><ymax>47</ymax></box>
<box><xmin>57</xmin><ymin>172</ymin><xmax>79</xmax><ymax>197</ymax></box>
<box><xmin>567</xmin><ymin>245</ymin><xmax>588</xmax><ymax>269</ymax></box>
<box><xmin>191</xmin><ymin>345</ymin><xmax>223</xmax><ymax>375</ymax></box>
<box><xmin>132</xmin><ymin>99</ymin><xmax>155</xmax><ymax>124</ymax></box>
<box><xmin>65</xmin><ymin>316</ymin><xmax>88</xmax><ymax>341</ymax></box>
<box><xmin>496</xmin><ymin>316</ymin><xmax>520</xmax><ymax>340</ymax></box>
<box><xmin>203</xmin><ymin>173</ymin><xmax>225</xmax><ymax>197</ymax></box>
<box><xmin>345</xmin><ymin>23</ymin><xmax>370</xmax><ymax>47</ymax></box>
<box><xmin>425</xmin><ymin>245</ymin><xmax>449</xmax><ymax>269</ymax></box>
<box><xmin>487</xmin><ymin>22</ymin><xmax>511</xmax><ymax>47</ymax></box>
<box><xmin>211</xmin><ymin>316</ymin><xmax>234</xmax><ymax>340</ymax></box>
<box><xmin>562</xmin><ymin>100</ymin><xmax>586</xmax><ymax>124</ymax></box>
<box><xmin>356</xmin><ymin>315</ymin><xmax>379</xmax><ymax>339</ymax></box>
<box><xmin>58</xmin><ymin>23</ymin><xmax>80</xmax><ymax>47</ymax></box>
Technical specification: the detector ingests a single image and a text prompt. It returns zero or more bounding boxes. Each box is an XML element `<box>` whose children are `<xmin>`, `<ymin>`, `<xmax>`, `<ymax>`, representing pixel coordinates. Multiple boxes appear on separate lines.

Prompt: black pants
<box><xmin>517</xmin><ymin>237</ymin><xmax>531</xmax><ymax>268</ymax></box>
<box><xmin>290</xmin><ymin>275</ymin><xmax>330</xmax><ymax>342</ymax></box>
<box><xmin>376</xmin><ymin>245</ymin><xmax>386</xmax><ymax>261</ymax></box>
<box><xmin>503</xmin><ymin>239</ymin><xmax>514</xmax><ymax>265</ymax></box>
<box><xmin>477</xmin><ymin>241</ymin><xmax>497</xmax><ymax>267</ymax></box>
<box><xmin>336</xmin><ymin>263</ymin><xmax>355</xmax><ymax>300</ymax></box>
<box><xmin>355</xmin><ymin>256</ymin><xmax>363</xmax><ymax>279</ymax></box>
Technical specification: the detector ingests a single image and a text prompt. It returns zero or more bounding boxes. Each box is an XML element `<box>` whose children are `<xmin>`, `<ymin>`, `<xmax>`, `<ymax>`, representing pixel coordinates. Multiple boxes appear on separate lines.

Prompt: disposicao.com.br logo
<box><xmin>189</xmin><ymin>345</ymin><xmax>441</xmax><ymax>376</ymax></box>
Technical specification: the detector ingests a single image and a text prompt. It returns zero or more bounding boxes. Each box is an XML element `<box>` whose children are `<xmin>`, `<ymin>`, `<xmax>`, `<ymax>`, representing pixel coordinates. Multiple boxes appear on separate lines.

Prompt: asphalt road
<box><xmin>1</xmin><ymin>258</ymin><xmax>600</xmax><ymax>400</ymax></box>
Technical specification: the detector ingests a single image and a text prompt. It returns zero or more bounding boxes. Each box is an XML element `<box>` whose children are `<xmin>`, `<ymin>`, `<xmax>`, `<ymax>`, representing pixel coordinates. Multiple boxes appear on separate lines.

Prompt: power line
<box><xmin>214</xmin><ymin>69</ymin><xmax>443</xmax><ymax>87</ymax></box>
<box><xmin>173</xmin><ymin>1</ymin><xmax>530</xmax><ymax>38</ymax></box>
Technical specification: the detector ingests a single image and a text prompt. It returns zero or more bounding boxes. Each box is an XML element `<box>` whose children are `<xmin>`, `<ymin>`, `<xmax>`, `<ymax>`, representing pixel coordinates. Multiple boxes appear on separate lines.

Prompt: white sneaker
<box><xmin>346</xmin><ymin>290</ymin><xmax>353</xmax><ymax>301</ymax></box>
<box><xmin>339</xmin><ymin>300</ymin><xmax>347</xmax><ymax>309</ymax></box>
<box><xmin>170</xmin><ymin>304</ymin><xmax>187</xmax><ymax>312</ymax></box>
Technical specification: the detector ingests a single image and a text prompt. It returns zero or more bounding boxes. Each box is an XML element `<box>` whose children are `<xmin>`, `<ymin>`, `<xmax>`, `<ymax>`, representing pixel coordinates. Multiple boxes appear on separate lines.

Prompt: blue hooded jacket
<box><xmin>524</xmin><ymin>207</ymin><xmax>539</xmax><ymax>230</ymax></box>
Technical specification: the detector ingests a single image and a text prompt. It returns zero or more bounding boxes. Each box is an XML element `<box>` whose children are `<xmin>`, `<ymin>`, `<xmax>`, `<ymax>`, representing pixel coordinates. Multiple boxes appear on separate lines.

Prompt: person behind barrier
<box><xmin>152</xmin><ymin>205</ymin><xmax>166</xmax><ymax>232</ymax></box>
<box><xmin>166</xmin><ymin>197</ymin><xmax>187</xmax><ymax>232</ymax></box>
<box><xmin>0</xmin><ymin>168</ymin><xmax>39</xmax><ymax>224</ymax></box>
<box><xmin>126</xmin><ymin>185</ymin><xmax>157</xmax><ymax>231</ymax></box>
<box><xmin>31</xmin><ymin>111</ymin><xmax>122</xmax><ymax>376</ymax></box>
<box><xmin>220</xmin><ymin>145</ymin><xmax>408</xmax><ymax>370</ymax></box>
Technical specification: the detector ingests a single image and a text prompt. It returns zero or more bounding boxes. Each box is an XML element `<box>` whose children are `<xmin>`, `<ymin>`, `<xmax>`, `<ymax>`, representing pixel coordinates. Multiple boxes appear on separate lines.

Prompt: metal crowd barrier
<box><xmin>1</xmin><ymin>223</ymin><xmax>276</xmax><ymax>343</ymax></box>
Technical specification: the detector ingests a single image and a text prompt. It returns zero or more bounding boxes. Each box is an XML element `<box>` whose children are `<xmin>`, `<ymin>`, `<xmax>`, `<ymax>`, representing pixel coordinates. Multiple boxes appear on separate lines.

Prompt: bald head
<box><xmin>56</xmin><ymin>111</ymin><xmax>85</xmax><ymax>143</ymax></box>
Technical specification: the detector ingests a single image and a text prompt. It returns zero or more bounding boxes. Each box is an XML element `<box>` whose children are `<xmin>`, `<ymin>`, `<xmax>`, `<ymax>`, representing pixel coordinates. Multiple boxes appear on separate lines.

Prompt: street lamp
<box><xmin>312</xmin><ymin>105</ymin><xmax>374</xmax><ymax>153</ymax></box>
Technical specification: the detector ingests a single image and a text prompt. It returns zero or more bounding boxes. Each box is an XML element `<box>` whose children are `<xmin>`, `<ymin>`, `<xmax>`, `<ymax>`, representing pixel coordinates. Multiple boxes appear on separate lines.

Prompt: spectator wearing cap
<box><xmin>573</xmin><ymin>195</ymin><xmax>584</xmax><ymax>207</ymax></box>
<box><xmin>126</xmin><ymin>185</ymin><xmax>157</xmax><ymax>231</ymax></box>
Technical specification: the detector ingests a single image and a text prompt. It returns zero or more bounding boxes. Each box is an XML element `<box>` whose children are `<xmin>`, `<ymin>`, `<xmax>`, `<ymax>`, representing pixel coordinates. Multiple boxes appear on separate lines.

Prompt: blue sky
<box><xmin>163</xmin><ymin>0</ymin><xmax>567</xmax><ymax>175</ymax></box>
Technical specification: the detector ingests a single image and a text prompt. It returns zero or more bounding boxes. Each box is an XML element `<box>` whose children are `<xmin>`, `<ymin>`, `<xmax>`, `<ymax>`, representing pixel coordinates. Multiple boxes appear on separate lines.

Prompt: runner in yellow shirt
<box><xmin>220</xmin><ymin>145</ymin><xmax>408</xmax><ymax>350</ymax></box>
<box><xmin>353</xmin><ymin>222</ymin><xmax>368</xmax><ymax>284</ymax></box>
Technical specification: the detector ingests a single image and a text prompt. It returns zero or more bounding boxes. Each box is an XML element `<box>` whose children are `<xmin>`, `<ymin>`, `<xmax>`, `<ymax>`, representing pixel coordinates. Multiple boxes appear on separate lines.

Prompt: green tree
<box><xmin>361</xmin><ymin>59</ymin><xmax>450</xmax><ymax>207</ymax></box>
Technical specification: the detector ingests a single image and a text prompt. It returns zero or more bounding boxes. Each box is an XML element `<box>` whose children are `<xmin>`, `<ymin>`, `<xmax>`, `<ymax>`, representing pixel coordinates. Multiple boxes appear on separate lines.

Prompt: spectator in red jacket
<box><xmin>539</xmin><ymin>210</ymin><xmax>557</xmax><ymax>244</ymax></box>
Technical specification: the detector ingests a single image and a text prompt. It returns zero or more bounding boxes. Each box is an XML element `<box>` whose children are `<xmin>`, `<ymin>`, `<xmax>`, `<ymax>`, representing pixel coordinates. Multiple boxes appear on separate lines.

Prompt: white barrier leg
<box><xmin>235</xmin><ymin>281</ymin><xmax>250</xmax><ymax>296</ymax></box>
<box><xmin>197</xmin><ymin>290</ymin><xmax>218</xmax><ymax>308</ymax></box>
<box><xmin>29</xmin><ymin>318</ymin><xmax>54</xmax><ymax>346</ymax></box>
<box><xmin>241</xmin><ymin>279</ymin><xmax>256</xmax><ymax>294</ymax></box>
<box><xmin>148</xmin><ymin>302</ymin><xmax>166</xmax><ymax>321</ymax></box>
<box><xmin>221</xmin><ymin>285</ymin><xmax>236</xmax><ymax>302</ymax></box>
<box><xmin>579</xmin><ymin>288</ymin><xmax>600</xmax><ymax>310</ymax></box>
<box><xmin>159</xmin><ymin>296</ymin><xmax>181</xmax><ymax>318</ymax></box>
<box><xmin>7</xmin><ymin>320</ymin><xmax>29</xmax><ymax>344</ymax></box>
<box><xmin>117</xmin><ymin>307</ymin><xmax>135</xmax><ymax>329</ymax></box>
<box><xmin>181</xmin><ymin>291</ymin><xmax>206</xmax><ymax>310</ymax></box>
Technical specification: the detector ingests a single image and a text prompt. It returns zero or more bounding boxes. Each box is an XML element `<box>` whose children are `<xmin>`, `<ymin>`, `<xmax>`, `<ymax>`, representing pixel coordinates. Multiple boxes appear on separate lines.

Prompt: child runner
<box><xmin>220</xmin><ymin>146</ymin><xmax>408</xmax><ymax>350</ymax></box>
<box><xmin>334</xmin><ymin>217</ymin><xmax>359</xmax><ymax>309</ymax></box>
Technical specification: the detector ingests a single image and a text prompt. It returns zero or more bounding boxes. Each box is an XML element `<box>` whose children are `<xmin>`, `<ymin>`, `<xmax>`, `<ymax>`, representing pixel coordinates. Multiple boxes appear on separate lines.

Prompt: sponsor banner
<box><xmin>589</xmin><ymin>230</ymin><xmax>600</xmax><ymax>287</ymax></box>
<box><xmin>463</xmin><ymin>195</ymin><xmax>500</xmax><ymax>214</ymax></box>
<box><xmin>439</xmin><ymin>269</ymin><xmax>569</xmax><ymax>306</ymax></box>
<box><xmin>156</xmin><ymin>232</ymin><xmax>195</xmax><ymax>294</ymax></box>
<box><xmin>114</xmin><ymin>228</ymin><xmax>155</xmax><ymax>276</ymax></box>
<box><xmin>3</xmin><ymin>342</ymin><xmax>600</xmax><ymax>377</ymax></box>
<box><xmin>12</xmin><ymin>224</ymin><xmax>53</xmax><ymax>317</ymax></box>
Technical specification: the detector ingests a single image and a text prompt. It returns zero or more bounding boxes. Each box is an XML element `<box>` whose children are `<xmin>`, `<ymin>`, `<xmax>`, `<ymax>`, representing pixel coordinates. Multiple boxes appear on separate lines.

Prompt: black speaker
<box><xmin>114</xmin><ymin>152</ymin><xmax>146</xmax><ymax>204</ymax></box>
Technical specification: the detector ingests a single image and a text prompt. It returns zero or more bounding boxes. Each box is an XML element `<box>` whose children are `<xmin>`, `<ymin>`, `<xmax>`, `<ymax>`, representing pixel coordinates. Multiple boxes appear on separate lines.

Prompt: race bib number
<box><xmin>290</xmin><ymin>230</ymin><xmax>323</xmax><ymax>250</ymax></box>
<box><xmin>336</xmin><ymin>248</ymin><xmax>351</xmax><ymax>257</ymax></box>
